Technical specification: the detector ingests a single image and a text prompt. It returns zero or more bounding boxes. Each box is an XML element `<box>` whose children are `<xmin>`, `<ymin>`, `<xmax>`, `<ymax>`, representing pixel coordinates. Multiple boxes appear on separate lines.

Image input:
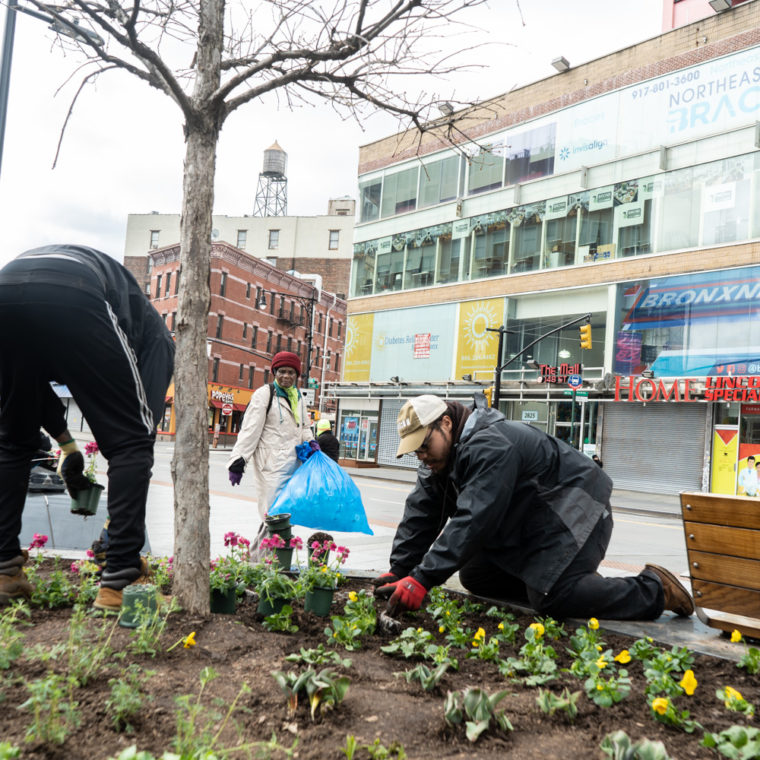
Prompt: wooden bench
<box><xmin>680</xmin><ymin>491</ymin><xmax>760</xmax><ymax>638</ymax></box>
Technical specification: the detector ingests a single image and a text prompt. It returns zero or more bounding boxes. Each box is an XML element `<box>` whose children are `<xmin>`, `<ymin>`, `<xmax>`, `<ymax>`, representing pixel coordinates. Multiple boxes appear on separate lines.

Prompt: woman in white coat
<box><xmin>227</xmin><ymin>351</ymin><xmax>314</xmax><ymax>524</ymax></box>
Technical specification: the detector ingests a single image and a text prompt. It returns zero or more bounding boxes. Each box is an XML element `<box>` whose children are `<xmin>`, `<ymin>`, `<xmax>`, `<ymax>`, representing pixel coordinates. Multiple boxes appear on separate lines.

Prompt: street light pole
<box><xmin>0</xmin><ymin>0</ymin><xmax>18</xmax><ymax>180</ymax></box>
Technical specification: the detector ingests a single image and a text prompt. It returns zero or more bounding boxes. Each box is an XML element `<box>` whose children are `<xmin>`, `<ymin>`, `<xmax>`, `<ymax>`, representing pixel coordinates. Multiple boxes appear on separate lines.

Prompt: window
<box><xmin>144</xmin><ymin>283</ymin><xmax>151</xmax><ymax>296</ymax></box>
<box><xmin>171</xmin><ymin>312</ymin><xmax>176</xmax><ymax>331</ymax></box>
<box><xmin>268</xmin><ymin>229</ymin><xmax>280</xmax><ymax>249</ymax></box>
<box><xmin>174</xmin><ymin>268</ymin><xmax>180</xmax><ymax>295</ymax></box>
<box><xmin>419</xmin><ymin>155</ymin><xmax>460</xmax><ymax>207</ymax></box>
<box><xmin>154</xmin><ymin>274</ymin><xmax>162</xmax><ymax>298</ymax></box>
<box><xmin>256</xmin><ymin>286</ymin><xmax>263</xmax><ymax>307</ymax></box>
<box><xmin>248</xmin><ymin>365</ymin><xmax>255</xmax><ymax>389</ymax></box>
<box><xmin>276</xmin><ymin>334</ymin><xmax>282</xmax><ymax>352</ymax></box>
<box><xmin>467</xmin><ymin>147</ymin><xmax>504</xmax><ymax>195</ymax></box>
<box><xmin>269</xmin><ymin>291</ymin><xmax>276</xmax><ymax>314</ymax></box>
<box><xmin>264</xmin><ymin>369</ymin><xmax>270</xmax><ymax>384</ymax></box>
<box><xmin>287</xmin><ymin>336</ymin><xmax>292</xmax><ymax>351</ymax></box>
<box><xmin>216</xmin><ymin>314</ymin><xmax>224</xmax><ymax>339</ymax></box>
<box><xmin>251</xmin><ymin>325</ymin><xmax>258</xmax><ymax>349</ymax></box>
<box><xmin>337</xmin><ymin>321</ymin><xmax>342</xmax><ymax>339</ymax></box>
<box><xmin>504</xmin><ymin>124</ymin><xmax>556</xmax><ymax>186</ymax></box>
<box><xmin>334</xmin><ymin>353</ymin><xmax>340</xmax><ymax>372</ymax></box>
<box><xmin>239</xmin><ymin>364</ymin><xmax>244</xmax><ymax>381</ymax></box>
<box><xmin>359</xmin><ymin>178</ymin><xmax>381</xmax><ymax>222</ymax></box>
<box><xmin>162</xmin><ymin>312</ymin><xmax>168</xmax><ymax>324</ymax></box>
<box><xmin>150</xmin><ymin>230</ymin><xmax>160</xmax><ymax>249</ymax></box>
<box><xmin>220</xmin><ymin>272</ymin><xmax>227</xmax><ymax>297</ymax></box>
<box><xmin>212</xmin><ymin>358</ymin><xmax>219</xmax><ymax>382</ymax></box>
<box><xmin>236</xmin><ymin>229</ymin><xmax>248</xmax><ymax>249</ymax></box>
<box><xmin>381</xmin><ymin>166</ymin><xmax>418</xmax><ymax>217</ymax></box>
<box><xmin>328</xmin><ymin>318</ymin><xmax>333</xmax><ymax>337</ymax></box>
<box><xmin>242</xmin><ymin>323</ymin><xmax>248</xmax><ymax>339</ymax></box>
<box><xmin>245</xmin><ymin>282</ymin><xmax>251</xmax><ymax>299</ymax></box>
<box><xmin>328</xmin><ymin>230</ymin><xmax>340</xmax><ymax>250</ymax></box>
<box><xmin>266</xmin><ymin>331</ymin><xmax>272</xmax><ymax>353</ymax></box>
<box><xmin>165</xmin><ymin>272</ymin><xmax>172</xmax><ymax>296</ymax></box>
<box><xmin>318</xmin><ymin>313</ymin><xmax>323</xmax><ymax>333</ymax></box>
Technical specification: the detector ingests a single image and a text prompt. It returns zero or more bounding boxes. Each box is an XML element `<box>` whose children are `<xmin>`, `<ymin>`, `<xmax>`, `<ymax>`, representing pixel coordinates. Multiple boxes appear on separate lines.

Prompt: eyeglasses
<box><xmin>415</xmin><ymin>427</ymin><xmax>434</xmax><ymax>455</ymax></box>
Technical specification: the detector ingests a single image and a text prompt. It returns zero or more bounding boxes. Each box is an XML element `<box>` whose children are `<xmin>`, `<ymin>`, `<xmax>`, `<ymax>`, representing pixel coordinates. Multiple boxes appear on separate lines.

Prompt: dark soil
<box><xmin>0</xmin><ymin>565</ymin><xmax>756</xmax><ymax>759</ymax></box>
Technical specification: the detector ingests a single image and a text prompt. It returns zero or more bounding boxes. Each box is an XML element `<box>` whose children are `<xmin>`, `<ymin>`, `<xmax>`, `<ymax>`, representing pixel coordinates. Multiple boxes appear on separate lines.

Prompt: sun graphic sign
<box><xmin>343</xmin><ymin>313</ymin><xmax>374</xmax><ymax>382</ymax></box>
<box><xmin>455</xmin><ymin>298</ymin><xmax>505</xmax><ymax>378</ymax></box>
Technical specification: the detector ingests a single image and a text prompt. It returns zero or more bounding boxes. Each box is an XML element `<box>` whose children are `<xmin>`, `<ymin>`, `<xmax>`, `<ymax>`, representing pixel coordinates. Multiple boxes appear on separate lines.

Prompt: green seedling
<box><xmin>0</xmin><ymin>743</ymin><xmax>20</xmax><ymax>760</ymax></box>
<box><xmin>499</xmin><ymin>624</ymin><xmax>558</xmax><ymax>686</ymax></box>
<box><xmin>0</xmin><ymin>602</ymin><xmax>30</xmax><ymax>670</ymax></box>
<box><xmin>271</xmin><ymin>668</ymin><xmax>349</xmax><ymax>721</ymax></box>
<box><xmin>396</xmin><ymin>662</ymin><xmax>449</xmax><ymax>692</ymax></box>
<box><xmin>106</xmin><ymin>664</ymin><xmax>155</xmax><ymax>733</ymax></box>
<box><xmin>703</xmin><ymin>725</ymin><xmax>760</xmax><ymax>758</ymax></box>
<box><xmin>717</xmin><ymin>686</ymin><xmax>755</xmax><ymax>717</ymax></box>
<box><xmin>285</xmin><ymin>645</ymin><xmax>352</xmax><ymax>668</ymax></box>
<box><xmin>364</xmin><ymin>737</ymin><xmax>407</xmax><ymax>759</ymax></box>
<box><xmin>18</xmin><ymin>672</ymin><xmax>81</xmax><ymax>744</ymax></box>
<box><xmin>536</xmin><ymin>688</ymin><xmax>581</xmax><ymax>721</ymax></box>
<box><xmin>129</xmin><ymin>595</ymin><xmax>180</xmax><ymax>657</ymax></box>
<box><xmin>381</xmin><ymin>627</ymin><xmax>435</xmax><ymax>658</ymax></box>
<box><xmin>649</xmin><ymin>696</ymin><xmax>700</xmax><ymax>734</ymax></box>
<box><xmin>263</xmin><ymin>604</ymin><xmax>299</xmax><ymax>633</ymax></box>
<box><xmin>601</xmin><ymin>729</ymin><xmax>674</xmax><ymax>760</ymax></box>
<box><xmin>443</xmin><ymin>687</ymin><xmax>513</xmax><ymax>743</ymax></box>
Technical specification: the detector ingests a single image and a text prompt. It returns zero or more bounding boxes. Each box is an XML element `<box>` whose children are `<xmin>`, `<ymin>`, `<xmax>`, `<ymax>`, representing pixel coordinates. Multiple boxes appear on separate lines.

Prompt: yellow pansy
<box><xmin>183</xmin><ymin>631</ymin><xmax>196</xmax><ymax>649</ymax></box>
<box><xmin>348</xmin><ymin>591</ymin><xmax>358</xmax><ymax>602</ymax></box>
<box><xmin>498</xmin><ymin>622</ymin><xmax>504</xmax><ymax>631</ymax></box>
<box><xmin>614</xmin><ymin>650</ymin><xmax>631</xmax><ymax>664</ymax></box>
<box><xmin>652</xmin><ymin>697</ymin><xmax>669</xmax><ymax>715</ymax></box>
<box><xmin>439</xmin><ymin>625</ymin><xmax>445</xmax><ymax>633</ymax></box>
<box><xmin>724</xmin><ymin>686</ymin><xmax>744</xmax><ymax>704</ymax></box>
<box><xmin>731</xmin><ymin>629</ymin><xmax>743</xmax><ymax>643</ymax></box>
<box><xmin>529</xmin><ymin>622</ymin><xmax>545</xmax><ymax>637</ymax></box>
<box><xmin>595</xmin><ymin>655</ymin><xmax>607</xmax><ymax>670</ymax></box>
<box><xmin>679</xmin><ymin>669</ymin><xmax>697</xmax><ymax>696</ymax></box>
<box><xmin>596</xmin><ymin>683</ymin><xmax>604</xmax><ymax>691</ymax></box>
<box><xmin>472</xmin><ymin>627</ymin><xmax>486</xmax><ymax>647</ymax></box>
<box><xmin>588</xmin><ymin>617</ymin><xmax>599</xmax><ymax>630</ymax></box>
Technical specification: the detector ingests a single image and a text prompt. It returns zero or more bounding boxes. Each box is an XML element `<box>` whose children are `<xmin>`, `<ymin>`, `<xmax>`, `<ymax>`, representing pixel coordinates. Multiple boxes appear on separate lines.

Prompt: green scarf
<box><xmin>274</xmin><ymin>380</ymin><xmax>301</xmax><ymax>424</ymax></box>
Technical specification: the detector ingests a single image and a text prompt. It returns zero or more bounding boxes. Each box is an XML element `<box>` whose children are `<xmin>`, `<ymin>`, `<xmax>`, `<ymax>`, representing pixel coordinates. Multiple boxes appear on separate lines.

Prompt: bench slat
<box><xmin>681</xmin><ymin>491</ymin><xmax>760</xmax><ymax>529</ymax></box>
<box><xmin>686</xmin><ymin>550</ymin><xmax>760</xmax><ymax>591</ymax></box>
<box><xmin>683</xmin><ymin>521</ymin><xmax>760</xmax><ymax>560</ymax></box>
<box><xmin>692</xmin><ymin>579</ymin><xmax>760</xmax><ymax>618</ymax></box>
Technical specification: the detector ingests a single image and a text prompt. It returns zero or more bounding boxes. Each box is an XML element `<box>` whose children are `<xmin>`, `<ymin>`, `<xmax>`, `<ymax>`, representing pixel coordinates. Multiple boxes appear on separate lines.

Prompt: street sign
<box><xmin>567</xmin><ymin>374</ymin><xmax>583</xmax><ymax>388</ymax></box>
<box><xmin>221</xmin><ymin>403</ymin><xmax>233</xmax><ymax>416</ymax></box>
<box><xmin>302</xmin><ymin>388</ymin><xmax>315</xmax><ymax>405</ymax></box>
<box><xmin>563</xmin><ymin>390</ymin><xmax>589</xmax><ymax>398</ymax></box>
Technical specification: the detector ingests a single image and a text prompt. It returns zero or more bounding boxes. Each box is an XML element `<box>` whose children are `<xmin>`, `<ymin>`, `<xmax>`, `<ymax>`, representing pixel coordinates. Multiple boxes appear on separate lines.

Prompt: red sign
<box><xmin>414</xmin><ymin>333</ymin><xmax>431</xmax><ymax>359</ymax></box>
<box><xmin>221</xmin><ymin>403</ymin><xmax>233</xmax><ymax>416</ymax></box>
<box><xmin>538</xmin><ymin>363</ymin><xmax>582</xmax><ymax>384</ymax></box>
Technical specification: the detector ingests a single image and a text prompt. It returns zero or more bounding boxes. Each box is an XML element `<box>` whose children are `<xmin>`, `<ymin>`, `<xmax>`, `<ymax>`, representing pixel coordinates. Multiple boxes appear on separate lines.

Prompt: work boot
<box><xmin>644</xmin><ymin>563</ymin><xmax>695</xmax><ymax>617</ymax></box>
<box><xmin>93</xmin><ymin>557</ymin><xmax>152</xmax><ymax>612</ymax></box>
<box><xmin>0</xmin><ymin>551</ymin><xmax>33</xmax><ymax>605</ymax></box>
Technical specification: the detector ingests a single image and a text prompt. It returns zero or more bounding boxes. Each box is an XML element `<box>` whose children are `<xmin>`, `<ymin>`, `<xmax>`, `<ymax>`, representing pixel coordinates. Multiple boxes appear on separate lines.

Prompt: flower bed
<box><xmin>1</xmin><ymin>556</ymin><xmax>759</xmax><ymax>759</ymax></box>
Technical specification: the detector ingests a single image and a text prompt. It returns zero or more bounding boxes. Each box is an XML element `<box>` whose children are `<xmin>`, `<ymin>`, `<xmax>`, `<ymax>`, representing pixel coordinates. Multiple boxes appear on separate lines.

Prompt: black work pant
<box><xmin>0</xmin><ymin>280</ymin><xmax>157</xmax><ymax>573</ymax></box>
<box><xmin>458</xmin><ymin>513</ymin><xmax>665</xmax><ymax>620</ymax></box>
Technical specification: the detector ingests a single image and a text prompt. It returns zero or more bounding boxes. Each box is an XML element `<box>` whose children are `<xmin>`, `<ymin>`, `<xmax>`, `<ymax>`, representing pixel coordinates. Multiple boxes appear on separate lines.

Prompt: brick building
<box><xmin>149</xmin><ymin>242</ymin><xmax>346</xmax><ymax>440</ymax></box>
<box><xmin>331</xmin><ymin>1</ymin><xmax>760</xmax><ymax>495</ymax></box>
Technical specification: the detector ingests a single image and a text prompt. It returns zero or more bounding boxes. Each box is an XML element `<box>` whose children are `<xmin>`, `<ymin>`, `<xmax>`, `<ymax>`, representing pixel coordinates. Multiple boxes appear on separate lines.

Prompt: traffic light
<box><xmin>308</xmin><ymin>377</ymin><xmax>319</xmax><ymax>388</ymax></box>
<box><xmin>483</xmin><ymin>387</ymin><xmax>493</xmax><ymax>407</ymax></box>
<box><xmin>579</xmin><ymin>323</ymin><xmax>592</xmax><ymax>350</ymax></box>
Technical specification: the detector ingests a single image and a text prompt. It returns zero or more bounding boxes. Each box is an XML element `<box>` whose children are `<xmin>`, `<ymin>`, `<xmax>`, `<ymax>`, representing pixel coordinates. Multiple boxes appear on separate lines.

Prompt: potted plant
<box><xmin>208</xmin><ymin>532</ymin><xmax>252</xmax><ymax>614</ymax></box>
<box><xmin>255</xmin><ymin>536</ymin><xmax>300</xmax><ymax>616</ymax></box>
<box><xmin>70</xmin><ymin>441</ymin><xmax>104</xmax><ymax>517</ymax></box>
<box><xmin>300</xmin><ymin>543</ymin><xmax>350</xmax><ymax>617</ymax></box>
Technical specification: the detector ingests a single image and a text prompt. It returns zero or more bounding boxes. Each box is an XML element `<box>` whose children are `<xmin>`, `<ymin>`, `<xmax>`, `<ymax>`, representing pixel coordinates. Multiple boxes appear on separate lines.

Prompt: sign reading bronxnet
<box><xmin>567</xmin><ymin>374</ymin><xmax>583</xmax><ymax>388</ymax></box>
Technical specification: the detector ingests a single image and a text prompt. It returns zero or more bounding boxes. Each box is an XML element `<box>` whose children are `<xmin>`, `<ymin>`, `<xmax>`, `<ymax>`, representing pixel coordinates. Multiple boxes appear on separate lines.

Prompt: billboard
<box><xmin>455</xmin><ymin>298</ymin><xmax>506</xmax><ymax>379</ymax></box>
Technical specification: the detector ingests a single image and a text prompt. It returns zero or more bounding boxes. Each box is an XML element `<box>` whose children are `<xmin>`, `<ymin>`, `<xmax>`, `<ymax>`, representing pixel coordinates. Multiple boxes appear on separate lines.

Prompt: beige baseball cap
<box><xmin>396</xmin><ymin>395</ymin><xmax>447</xmax><ymax>458</ymax></box>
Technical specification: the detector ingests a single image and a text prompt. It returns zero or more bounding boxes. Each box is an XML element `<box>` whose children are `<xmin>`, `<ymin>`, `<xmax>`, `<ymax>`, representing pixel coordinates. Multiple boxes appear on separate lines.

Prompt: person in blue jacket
<box><xmin>374</xmin><ymin>394</ymin><xmax>693</xmax><ymax>621</ymax></box>
<box><xmin>0</xmin><ymin>245</ymin><xmax>174</xmax><ymax>611</ymax></box>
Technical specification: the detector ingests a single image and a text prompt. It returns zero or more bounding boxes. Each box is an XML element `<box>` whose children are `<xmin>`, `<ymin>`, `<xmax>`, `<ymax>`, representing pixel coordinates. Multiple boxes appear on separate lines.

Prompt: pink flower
<box><xmin>224</xmin><ymin>531</ymin><xmax>239</xmax><ymax>547</ymax></box>
<box><xmin>70</xmin><ymin>561</ymin><xmax>79</xmax><ymax>573</ymax></box>
<box><xmin>238</xmin><ymin>537</ymin><xmax>250</xmax><ymax>548</ymax></box>
<box><xmin>86</xmin><ymin>549</ymin><xmax>94</xmax><ymax>558</ymax></box>
<box><xmin>29</xmin><ymin>533</ymin><xmax>48</xmax><ymax>550</ymax></box>
<box><xmin>329</xmin><ymin>542</ymin><xmax>337</xmax><ymax>552</ymax></box>
<box><xmin>290</xmin><ymin>536</ymin><xmax>303</xmax><ymax>550</ymax></box>
<box><xmin>84</xmin><ymin>441</ymin><xmax>99</xmax><ymax>456</ymax></box>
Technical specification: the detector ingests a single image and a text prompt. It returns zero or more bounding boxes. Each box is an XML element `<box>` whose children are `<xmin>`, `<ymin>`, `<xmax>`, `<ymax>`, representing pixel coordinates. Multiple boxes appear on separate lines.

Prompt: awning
<box><xmin>209</xmin><ymin>399</ymin><xmax>247</xmax><ymax>412</ymax></box>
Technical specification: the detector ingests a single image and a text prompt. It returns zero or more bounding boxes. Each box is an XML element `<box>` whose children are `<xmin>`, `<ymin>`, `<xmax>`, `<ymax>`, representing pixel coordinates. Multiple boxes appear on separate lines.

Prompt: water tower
<box><xmin>253</xmin><ymin>141</ymin><xmax>288</xmax><ymax>216</ymax></box>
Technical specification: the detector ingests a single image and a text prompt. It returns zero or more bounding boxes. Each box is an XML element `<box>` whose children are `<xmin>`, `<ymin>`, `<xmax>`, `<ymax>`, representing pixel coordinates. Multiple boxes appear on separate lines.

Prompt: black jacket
<box><xmin>317</xmin><ymin>431</ymin><xmax>340</xmax><ymax>462</ymax></box>
<box><xmin>389</xmin><ymin>405</ymin><xmax>613</xmax><ymax>595</ymax></box>
<box><xmin>8</xmin><ymin>245</ymin><xmax>175</xmax><ymax>424</ymax></box>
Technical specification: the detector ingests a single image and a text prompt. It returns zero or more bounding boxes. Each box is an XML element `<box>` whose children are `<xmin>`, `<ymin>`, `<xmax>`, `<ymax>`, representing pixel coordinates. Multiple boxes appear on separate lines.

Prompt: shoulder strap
<box><xmin>265</xmin><ymin>383</ymin><xmax>276</xmax><ymax>415</ymax></box>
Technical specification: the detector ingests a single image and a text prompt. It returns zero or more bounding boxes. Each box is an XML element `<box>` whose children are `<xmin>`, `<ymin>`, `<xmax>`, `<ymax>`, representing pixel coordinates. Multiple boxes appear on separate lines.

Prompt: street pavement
<box><xmin>20</xmin><ymin>438</ymin><xmax>739</xmax><ymax>661</ymax></box>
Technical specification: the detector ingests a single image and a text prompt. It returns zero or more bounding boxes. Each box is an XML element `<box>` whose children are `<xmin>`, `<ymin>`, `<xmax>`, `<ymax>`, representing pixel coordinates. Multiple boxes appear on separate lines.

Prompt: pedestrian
<box><xmin>0</xmin><ymin>245</ymin><xmax>175</xmax><ymax>610</ymax></box>
<box><xmin>227</xmin><ymin>351</ymin><xmax>314</xmax><ymax>540</ymax></box>
<box><xmin>373</xmin><ymin>394</ymin><xmax>694</xmax><ymax>621</ymax></box>
<box><xmin>592</xmin><ymin>454</ymin><xmax>603</xmax><ymax>468</ymax></box>
<box><xmin>315</xmin><ymin>419</ymin><xmax>340</xmax><ymax>462</ymax></box>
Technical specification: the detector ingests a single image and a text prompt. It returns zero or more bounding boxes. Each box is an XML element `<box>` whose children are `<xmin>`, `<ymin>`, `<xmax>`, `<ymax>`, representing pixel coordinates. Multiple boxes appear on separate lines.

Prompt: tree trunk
<box><xmin>171</xmin><ymin>0</ymin><xmax>225</xmax><ymax>616</ymax></box>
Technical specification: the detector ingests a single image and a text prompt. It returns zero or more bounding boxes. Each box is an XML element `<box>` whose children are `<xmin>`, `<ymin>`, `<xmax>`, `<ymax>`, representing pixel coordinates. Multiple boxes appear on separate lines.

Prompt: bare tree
<box><xmin>19</xmin><ymin>0</ymin><xmax>489</xmax><ymax>614</ymax></box>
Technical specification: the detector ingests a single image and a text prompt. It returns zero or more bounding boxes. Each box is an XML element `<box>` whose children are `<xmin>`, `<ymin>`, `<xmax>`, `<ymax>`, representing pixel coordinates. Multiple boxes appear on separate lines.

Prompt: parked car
<box><xmin>28</xmin><ymin>434</ymin><xmax>66</xmax><ymax>493</ymax></box>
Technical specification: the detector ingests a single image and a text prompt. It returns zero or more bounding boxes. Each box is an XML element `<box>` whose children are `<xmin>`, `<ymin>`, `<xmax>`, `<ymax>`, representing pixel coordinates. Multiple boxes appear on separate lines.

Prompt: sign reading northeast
<box><xmin>455</xmin><ymin>298</ymin><xmax>506</xmax><ymax>380</ymax></box>
<box><xmin>343</xmin><ymin>313</ymin><xmax>374</xmax><ymax>382</ymax></box>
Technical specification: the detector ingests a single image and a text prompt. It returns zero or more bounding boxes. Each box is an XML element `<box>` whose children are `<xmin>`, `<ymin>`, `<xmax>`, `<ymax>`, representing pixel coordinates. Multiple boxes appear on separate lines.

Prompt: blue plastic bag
<box><xmin>268</xmin><ymin>451</ymin><xmax>373</xmax><ymax>535</ymax></box>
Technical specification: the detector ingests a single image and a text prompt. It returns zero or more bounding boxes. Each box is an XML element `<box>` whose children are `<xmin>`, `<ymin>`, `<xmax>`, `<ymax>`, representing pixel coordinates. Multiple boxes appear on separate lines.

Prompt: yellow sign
<box><xmin>455</xmin><ymin>298</ymin><xmax>505</xmax><ymax>379</ymax></box>
<box><xmin>711</xmin><ymin>427</ymin><xmax>738</xmax><ymax>494</ymax></box>
<box><xmin>343</xmin><ymin>313</ymin><xmax>374</xmax><ymax>382</ymax></box>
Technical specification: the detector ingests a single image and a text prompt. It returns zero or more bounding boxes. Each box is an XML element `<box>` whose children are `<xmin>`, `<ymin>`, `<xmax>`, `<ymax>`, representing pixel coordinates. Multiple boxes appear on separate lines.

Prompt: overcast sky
<box><xmin>0</xmin><ymin>0</ymin><xmax>663</xmax><ymax>268</ymax></box>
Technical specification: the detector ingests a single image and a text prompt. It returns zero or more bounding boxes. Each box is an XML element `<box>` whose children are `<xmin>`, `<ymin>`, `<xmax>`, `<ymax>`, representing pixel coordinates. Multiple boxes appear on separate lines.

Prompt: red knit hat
<box><xmin>271</xmin><ymin>351</ymin><xmax>301</xmax><ymax>377</ymax></box>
